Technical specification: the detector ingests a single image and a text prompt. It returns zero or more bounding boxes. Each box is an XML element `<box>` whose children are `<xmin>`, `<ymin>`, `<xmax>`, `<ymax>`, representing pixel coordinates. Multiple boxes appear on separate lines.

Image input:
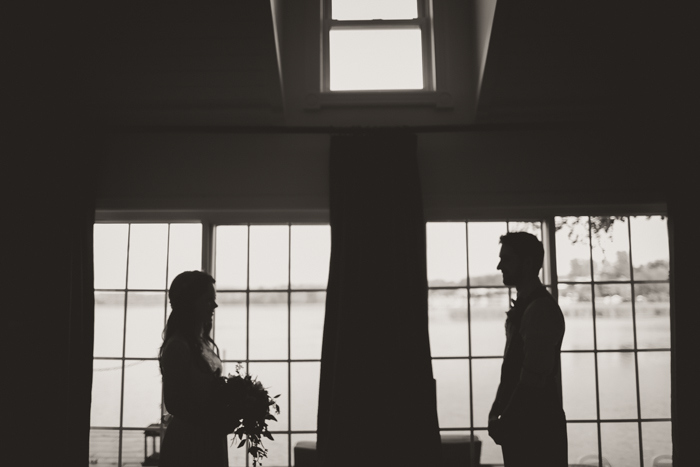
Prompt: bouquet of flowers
<box><xmin>214</xmin><ymin>363</ymin><xmax>280</xmax><ymax>467</ymax></box>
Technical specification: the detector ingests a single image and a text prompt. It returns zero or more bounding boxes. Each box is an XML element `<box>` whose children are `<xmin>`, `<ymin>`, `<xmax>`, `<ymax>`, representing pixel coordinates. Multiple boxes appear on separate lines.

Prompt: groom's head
<box><xmin>497</xmin><ymin>232</ymin><xmax>543</xmax><ymax>287</ymax></box>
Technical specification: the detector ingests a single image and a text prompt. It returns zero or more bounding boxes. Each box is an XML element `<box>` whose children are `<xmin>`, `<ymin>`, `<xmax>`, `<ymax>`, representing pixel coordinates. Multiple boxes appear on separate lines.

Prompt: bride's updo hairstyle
<box><xmin>159</xmin><ymin>270</ymin><xmax>219</xmax><ymax>370</ymax></box>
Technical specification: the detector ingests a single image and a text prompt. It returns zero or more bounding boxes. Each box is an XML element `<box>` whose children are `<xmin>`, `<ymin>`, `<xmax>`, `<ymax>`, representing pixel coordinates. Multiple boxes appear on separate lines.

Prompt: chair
<box><xmin>652</xmin><ymin>454</ymin><xmax>672</xmax><ymax>466</ymax></box>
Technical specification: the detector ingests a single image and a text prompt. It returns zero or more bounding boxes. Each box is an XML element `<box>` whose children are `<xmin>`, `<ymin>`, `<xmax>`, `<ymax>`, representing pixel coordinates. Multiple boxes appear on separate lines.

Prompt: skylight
<box><xmin>324</xmin><ymin>0</ymin><xmax>431</xmax><ymax>92</ymax></box>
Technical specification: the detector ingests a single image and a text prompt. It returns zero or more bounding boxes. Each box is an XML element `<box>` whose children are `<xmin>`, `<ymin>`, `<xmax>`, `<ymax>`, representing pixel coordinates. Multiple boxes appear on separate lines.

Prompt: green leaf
<box><xmin>274</xmin><ymin>394</ymin><xmax>281</xmax><ymax>398</ymax></box>
<box><xmin>237</xmin><ymin>439</ymin><xmax>246</xmax><ymax>448</ymax></box>
<box><xmin>264</xmin><ymin>431</ymin><xmax>274</xmax><ymax>441</ymax></box>
<box><xmin>265</xmin><ymin>414</ymin><xmax>277</xmax><ymax>421</ymax></box>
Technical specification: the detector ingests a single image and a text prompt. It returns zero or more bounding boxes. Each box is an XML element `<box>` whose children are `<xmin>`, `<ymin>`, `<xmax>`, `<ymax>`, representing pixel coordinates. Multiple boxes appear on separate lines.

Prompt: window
<box><xmin>90</xmin><ymin>223</ymin><xmax>203</xmax><ymax>467</ymax></box>
<box><xmin>89</xmin><ymin>221</ymin><xmax>330</xmax><ymax>467</ymax></box>
<box><xmin>91</xmin><ymin>212</ymin><xmax>671</xmax><ymax>466</ymax></box>
<box><xmin>213</xmin><ymin>224</ymin><xmax>330</xmax><ymax>466</ymax></box>
<box><xmin>426</xmin><ymin>215</ymin><xmax>671</xmax><ymax>466</ymax></box>
<box><xmin>322</xmin><ymin>0</ymin><xmax>434</xmax><ymax>92</ymax></box>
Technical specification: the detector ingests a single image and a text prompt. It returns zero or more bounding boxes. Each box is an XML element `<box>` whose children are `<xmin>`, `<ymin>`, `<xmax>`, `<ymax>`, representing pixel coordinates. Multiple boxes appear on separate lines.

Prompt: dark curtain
<box><xmin>317</xmin><ymin>132</ymin><xmax>441</xmax><ymax>467</ymax></box>
<box><xmin>65</xmin><ymin>199</ymin><xmax>96</xmax><ymax>464</ymax></box>
<box><xmin>6</xmin><ymin>1</ymin><xmax>100</xmax><ymax>462</ymax></box>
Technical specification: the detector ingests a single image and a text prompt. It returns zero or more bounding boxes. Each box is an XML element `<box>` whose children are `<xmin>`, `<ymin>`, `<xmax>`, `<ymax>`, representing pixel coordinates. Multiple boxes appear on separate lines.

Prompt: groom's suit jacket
<box><xmin>489</xmin><ymin>284</ymin><xmax>568</xmax><ymax>466</ymax></box>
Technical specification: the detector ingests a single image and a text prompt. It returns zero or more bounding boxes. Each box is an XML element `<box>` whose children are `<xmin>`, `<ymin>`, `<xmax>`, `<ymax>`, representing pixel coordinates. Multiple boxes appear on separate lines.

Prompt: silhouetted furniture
<box><xmin>294</xmin><ymin>433</ymin><xmax>482</xmax><ymax>466</ymax></box>
<box><xmin>652</xmin><ymin>454</ymin><xmax>673</xmax><ymax>466</ymax></box>
<box><xmin>142</xmin><ymin>423</ymin><xmax>162</xmax><ymax>466</ymax></box>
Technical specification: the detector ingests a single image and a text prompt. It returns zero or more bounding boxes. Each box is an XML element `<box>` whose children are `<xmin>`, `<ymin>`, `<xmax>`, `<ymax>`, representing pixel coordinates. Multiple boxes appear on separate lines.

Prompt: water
<box><xmin>90</xmin><ymin>301</ymin><xmax>672</xmax><ymax>466</ymax></box>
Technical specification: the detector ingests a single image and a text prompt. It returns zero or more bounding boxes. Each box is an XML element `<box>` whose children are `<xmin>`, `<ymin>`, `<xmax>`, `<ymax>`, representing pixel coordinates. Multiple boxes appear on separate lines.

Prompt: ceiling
<box><xmin>92</xmin><ymin>1</ymin><xmax>662</xmax><ymax>128</ymax></box>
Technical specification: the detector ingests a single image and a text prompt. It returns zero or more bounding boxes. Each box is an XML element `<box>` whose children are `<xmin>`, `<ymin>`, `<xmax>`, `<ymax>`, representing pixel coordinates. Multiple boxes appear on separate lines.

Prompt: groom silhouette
<box><xmin>488</xmin><ymin>232</ymin><xmax>568</xmax><ymax>466</ymax></box>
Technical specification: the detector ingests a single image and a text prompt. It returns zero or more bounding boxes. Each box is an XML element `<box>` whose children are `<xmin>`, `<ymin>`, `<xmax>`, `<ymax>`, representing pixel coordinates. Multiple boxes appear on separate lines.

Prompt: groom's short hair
<box><xmin>499</xmin><ymin>232</ymin><xmax>544</xmax><ymax>270</ymax></box>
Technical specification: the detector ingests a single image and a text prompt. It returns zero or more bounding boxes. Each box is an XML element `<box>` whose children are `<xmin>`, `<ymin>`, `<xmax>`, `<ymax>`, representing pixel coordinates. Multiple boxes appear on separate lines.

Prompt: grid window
<box><xmin>322</xmin><ymin>0</ymin><xmax>434</xmax><ymax>91</ymax></box>
<box><xmin>91</xmin><ymin>222</ymin><xmax>331</xmax><ymax>467</ymax></box>
<box><xmin>214</xmin><ymin>224</ymin><xmax>331</xmax><ymax>467</ymax></box>
<box><xmin>427</xmin><ymin>220</ymin><xmax>548</xmax><ymax>466</ymax></box>
<box><xmin>91</xmin><ymin>214</ymin><xmax>670</xmax><ymax>466</ymax></box>
<box><xmin>90</xmin><ymin>223</ymin><xmax>202</xmax><ymax>467</ymax></box>
<box><xmin>426</xmin><ymin>215</ymin><xmax>672</xmax><ymax>466</ymax></box>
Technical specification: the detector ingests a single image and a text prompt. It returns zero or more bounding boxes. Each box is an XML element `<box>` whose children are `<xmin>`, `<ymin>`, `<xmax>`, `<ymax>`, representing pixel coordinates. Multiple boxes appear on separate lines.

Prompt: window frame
<box><xmin>91</xmin><ymin>216</ymin><xmax>330</xmax><ymax>467</ymax></box>
<box><xmin>426</xmin><ymin>213</ymin><xmax>672</xmax><ymax>466</ymax></box>
<box><xmin>92</xmin><ymin>204</ymin><xmax>672</xmax><ymax>467</ymax></box>
<box><xmin>314</xmin><ymin>0</ymin><xmax>440</xmax><ymax>108</ymax></box>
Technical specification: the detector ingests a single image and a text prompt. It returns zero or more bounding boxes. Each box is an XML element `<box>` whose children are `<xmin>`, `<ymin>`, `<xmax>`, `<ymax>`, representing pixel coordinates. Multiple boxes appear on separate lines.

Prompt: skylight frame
<box><xmin>321</xmin><ymin>0</ymin><xmax>435</xmax><ymax>93</ymax></box>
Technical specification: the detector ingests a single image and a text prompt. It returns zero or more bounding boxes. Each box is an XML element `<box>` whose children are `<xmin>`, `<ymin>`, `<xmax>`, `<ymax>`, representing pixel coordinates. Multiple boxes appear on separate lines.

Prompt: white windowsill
<box><xmin>304</xmin><ymin>90</ymin><xmax>454</xmax><ymax>110</ymax></box>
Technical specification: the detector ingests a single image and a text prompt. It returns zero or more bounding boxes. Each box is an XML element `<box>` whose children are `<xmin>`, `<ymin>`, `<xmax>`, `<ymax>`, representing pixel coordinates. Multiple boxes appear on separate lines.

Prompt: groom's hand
<box><xmin>488</xmin><ymin>417</ymin><xmax>505</xmax><ymax>445</ymax></box>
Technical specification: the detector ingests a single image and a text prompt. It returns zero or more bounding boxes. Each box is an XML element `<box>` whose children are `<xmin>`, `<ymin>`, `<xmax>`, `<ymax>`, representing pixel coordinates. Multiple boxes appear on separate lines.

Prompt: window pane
<box><xmin>555</xmin><ymin>216</ymin><xmax>591</xmax><ymax>282</ymax></box>
<box><xmin>249</xmin><ymin>292</ymin><xmax>288</xmax><ymax>360</ymax></box>
<box><xmin>89</xmin><ymin>429</ymin><xmax>119</xmax><ymax>466</ymax></box>
<box><xmin>630</xmin><ymin>216</ymin><xmax>669</xmax><ymax>280</ymax></box>
<box><xmin>591</xmin><ymin>216</ymin><xmax>630</xmax><ymax>281</ymax></box>
<box><xmin>291</xmin><ymin>362</ymin><xmax>320</xmax><ymax>431</ymax></box>
<box><xmin>636</xmin><ymin>283</ymin><xmax>670</xmax><ymax>349</ymax></box>
<box><xmin>127</xmin><ymin>224</ymin><xmax>169</xmax><ymax>289</ymax></box>
<box><xmin>468</xmin><ymin>222</ymin><xmax>507</xmax><ymax>286</ymax></box>
<box><xmin>331</xmin><ymin>0</ymin><xmax>418</xmax><ymax>20</ymax></box>
<box><xmin>125</xmin><ymin>292</ymin><xmax>166</xmax><ymax>359</ymax></box>
<box><xmin>474</xmin><ymin>429</ymin><xmax>504</xmax><ymax>465</ymax></box>
<box><xmin>471</xmin><ymin>358</ymin><xmax>502</xmax><ymax>429</ymax></box>
<box><xmin>227</xmin><ymin>432</ymin><xmax>248</xmax><ymax>467</ymax></box>
<box><xmin>247</xmin><ymin>362</ymin><xmax>288</xmax><ymax>432</ymax></box>
<box><xmin>94</xmin><ymin>223</ymin><xmax>129</xmax><ymax>289</ymax></box>
<box><xmin>122</xmin><ymin>429</ymin><xmax>149</xmax><ymax>466</ymax></box>
<box><xmin>166</xmin><ymin>223</ymin><xmax>202</xmax><ymax>285</ymax></box>
<box><xmin>290</xmin><ymin>225</ymin><xmax>330</xmax><ymax>289</ymax></box>
<box><xmin>329</xmin><ymin>28</ymin><xmax>423</xmax><ymax>91</ymax></box>
<box><xmin>566</xmin><ymin>423</ymin><xmax>598</xmax><ymax>465</ymax></box>
<box><xmin>638</xmin><ymin>351</ymin><xmax>671</xmax><ymax>419</ymax></box>
<box><xmin>249</xmin><ymin>226</ymin><xmax>289</xmax><ymax>290</ymax></box>
<box><xmin>470</xmin><ymin>288</ymin><xmax>508</xmax><ymax>357</ymax></box>
<box><xmin>257</xmin><ymin>433</ymin><xmax>289</xmax><ymax>467</ymax></box>
<box><xmin>561</xmin><ymin>353</ymin><xmax>597</xmax><ymax>420</ymax></box>
<box><xmin>598</xmin><ymin>352</ymin><xmax>638</xmax><ymax>419</ymax></box>
<box><xmin>91</xmin><ymin>360</ymin><xmax>123</xmax><ymax>427</ymax></box>
<box><xmin>642</xmin><ymin>422</ymin><xmax>672</xmax><ymax>467</ymax></box>
<box><xmin>94</xmin><ymin>292</ymin><xmax>125</xmax><ymax>358</ymax></box>
<box><xmin>215</xmin><ymin>225</ymin><xmax>248</xmax><ymax>290</ymax></box>
<box><xmin>215</xmin><ymin>292</ymin><xmax>247</xmax><ymax>363</ymax></box>
<box><xmin>601</xmin><ymin>422</ymin><xmax>640</xmax><ymax>467</ymax></box>
<box><xmin>559</xmin><ymin>284</ymin><xmax>594</xmax><ymax>351</ymax></box>
<box><xmin>290</xmin><ymin>292</ymin><xmax>325</xmax><ymax>360</ymax></box>
<box><xmin>122</xmin><ymin>360</ymin><xmax>162</xmax><ymax>428</ymax></box>
<box><xmin>595</xmin><ymin>284</ymin><xmax>634</xmax><ymax>350</ymax></box>
<box><xmin>433</xmin><ymin>359</ymin><xmax>470</xmax><ymax>428</ymax></box>
<box><xmin>429</xmin><ymin>289</ymin><xmax>468</xmax><ymax>357</ymax></box>
<box><xmin>427</xmin><ymin>222</ymin><xmax>467</xmax><ymax>287</ymax></box>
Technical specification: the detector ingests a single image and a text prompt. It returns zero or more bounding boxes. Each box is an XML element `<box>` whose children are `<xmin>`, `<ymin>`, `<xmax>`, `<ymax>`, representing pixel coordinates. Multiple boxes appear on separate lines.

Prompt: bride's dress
<box><xmin>159</xmin><ymin>335</ymin><xmax>228</xmax><ymax>467</ymax></box>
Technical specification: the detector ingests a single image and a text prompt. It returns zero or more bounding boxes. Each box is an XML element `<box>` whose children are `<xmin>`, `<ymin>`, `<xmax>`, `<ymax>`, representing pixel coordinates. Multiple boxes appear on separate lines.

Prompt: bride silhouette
<box><xmin>158</xmin><ymin>271</ymin><xmax>239</xmax><ymax>467</ymax></box>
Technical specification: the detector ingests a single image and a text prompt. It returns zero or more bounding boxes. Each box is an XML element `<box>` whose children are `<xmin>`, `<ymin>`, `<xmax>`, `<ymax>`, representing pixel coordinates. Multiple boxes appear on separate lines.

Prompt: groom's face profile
<box><xmin>497</xmin><ymin>244</ymin><xmax>525</xmax><ymax>287</ymax></box>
